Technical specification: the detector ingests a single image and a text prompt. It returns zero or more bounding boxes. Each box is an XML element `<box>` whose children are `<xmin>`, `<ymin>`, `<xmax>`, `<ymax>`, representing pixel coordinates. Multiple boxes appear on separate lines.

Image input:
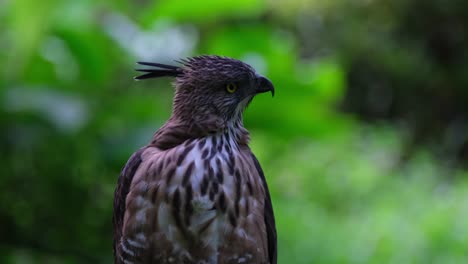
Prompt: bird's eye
<box><xmin>226</xmin><ymin>83</ymin><xmax>237</xmax><ymax>94</ymax></box>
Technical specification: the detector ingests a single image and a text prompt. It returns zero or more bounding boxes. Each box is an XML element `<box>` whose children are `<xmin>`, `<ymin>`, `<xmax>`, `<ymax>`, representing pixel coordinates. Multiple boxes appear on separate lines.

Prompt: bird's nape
<box><xmin>134</xmin><ymin>61</ymin><xmax>182</xmax><ymax>80</ymax></box>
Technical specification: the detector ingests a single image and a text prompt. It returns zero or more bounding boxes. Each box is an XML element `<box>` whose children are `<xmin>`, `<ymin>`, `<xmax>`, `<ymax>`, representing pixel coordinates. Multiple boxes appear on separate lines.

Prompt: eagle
<box><xmin>113</xmin><ymin>55</ymin><xmax>277</xmax><ymax>264</ymax></box>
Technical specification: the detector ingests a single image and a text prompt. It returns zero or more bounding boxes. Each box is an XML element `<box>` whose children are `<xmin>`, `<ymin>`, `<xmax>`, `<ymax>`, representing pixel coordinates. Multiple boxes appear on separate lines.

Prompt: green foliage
<box><xmin>142</xmin><ymin>0</ymin><xmax>264</xmax><ymax>24</ymax></box>
<box><xmin>1</xmin><ymin>0</ymin><xmax>467</xmax><ymax>263</ymax></box>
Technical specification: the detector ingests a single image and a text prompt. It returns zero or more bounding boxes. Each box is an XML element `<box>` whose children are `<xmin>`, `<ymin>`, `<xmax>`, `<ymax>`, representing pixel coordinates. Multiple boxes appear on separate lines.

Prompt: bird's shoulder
<box><xmin>113</xmin><ymin>147</ymin><xmax>147</xmax><ymax>263</ymax></box>
<box><xmin>113</xmin><ymin>145</ymin><xmax>175</xmax><ymax>263</ymax></box>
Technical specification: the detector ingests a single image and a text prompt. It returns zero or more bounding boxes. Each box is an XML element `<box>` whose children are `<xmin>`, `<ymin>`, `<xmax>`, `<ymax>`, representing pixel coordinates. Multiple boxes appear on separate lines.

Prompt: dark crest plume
<box><xmin>134</xmin><ymin>61</ymin><xmax>183</xmax><ymax>80</ymax></box>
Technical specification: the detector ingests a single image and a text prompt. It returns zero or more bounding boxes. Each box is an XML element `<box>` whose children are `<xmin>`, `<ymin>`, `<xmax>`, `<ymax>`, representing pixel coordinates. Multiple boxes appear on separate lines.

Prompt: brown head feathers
<box><xmin>135</xmin><ymin>55</ymin><xmax>255</xmax><ymax>83</ymax></box>
<box><xmin>135</xmin><ymin>55</ymin><xmax>274</xmax><ymax>148</ymax></box>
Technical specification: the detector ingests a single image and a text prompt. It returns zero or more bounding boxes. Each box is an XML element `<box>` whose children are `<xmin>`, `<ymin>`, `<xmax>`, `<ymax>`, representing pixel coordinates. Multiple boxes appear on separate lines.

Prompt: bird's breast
<box><xmin>123</xmin><ymin>133</ymin><xmax>268</xmax><ymax>263</ymax></box>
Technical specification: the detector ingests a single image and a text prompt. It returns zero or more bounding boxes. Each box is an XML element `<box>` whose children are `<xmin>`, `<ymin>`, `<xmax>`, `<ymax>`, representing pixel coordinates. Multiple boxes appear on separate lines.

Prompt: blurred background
<box><xmin>2</xmin><ymin>0</ymin><xmax>468</xmax><ymax>263</ymax></box>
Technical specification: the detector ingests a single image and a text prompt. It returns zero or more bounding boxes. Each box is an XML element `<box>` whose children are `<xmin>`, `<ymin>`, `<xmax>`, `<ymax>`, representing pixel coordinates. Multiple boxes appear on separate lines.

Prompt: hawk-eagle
<box><xmin>113</xmin><ymin>55</ymin><xmax>277</xmax><ymax>264</ymax></box>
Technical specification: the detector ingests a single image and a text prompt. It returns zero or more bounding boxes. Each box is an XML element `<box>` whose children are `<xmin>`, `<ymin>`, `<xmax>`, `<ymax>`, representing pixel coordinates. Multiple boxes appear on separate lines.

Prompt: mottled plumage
<box><xmin>113</xmin><ymin>55</ymin><xmax>276</xmax><ymax>264</ymax></box>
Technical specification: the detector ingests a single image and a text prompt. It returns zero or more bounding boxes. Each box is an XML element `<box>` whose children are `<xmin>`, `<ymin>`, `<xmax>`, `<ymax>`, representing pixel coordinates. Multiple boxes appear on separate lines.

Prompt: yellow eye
<box><xmin>226</xmin><ymin>83</ymin><xmax>237</xmax><ymax>93</ymax></box>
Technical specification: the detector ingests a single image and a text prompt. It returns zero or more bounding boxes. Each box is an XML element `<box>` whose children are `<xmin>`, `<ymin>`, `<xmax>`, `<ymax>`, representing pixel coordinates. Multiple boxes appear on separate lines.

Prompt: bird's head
<box><xmin>135</xmin><ymin>55</ymin><xmax>274</xmax><ymax>132</ymax></box>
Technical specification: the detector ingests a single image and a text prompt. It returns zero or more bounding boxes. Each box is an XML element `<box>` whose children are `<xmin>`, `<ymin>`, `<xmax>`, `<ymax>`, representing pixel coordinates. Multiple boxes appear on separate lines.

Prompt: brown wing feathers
<box><xmin>113</xmin><ymin>149</ymin><xmax>144</xmax><ymax>263</ymax></box>
<box><xmin>251</xmin><ymin>152</ymin><xmax>277</xmax><ymax>264</ymax></box>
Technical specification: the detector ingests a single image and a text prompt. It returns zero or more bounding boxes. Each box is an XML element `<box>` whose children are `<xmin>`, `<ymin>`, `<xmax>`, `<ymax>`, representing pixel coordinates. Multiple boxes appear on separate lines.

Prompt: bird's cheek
<box><xmin>239</xmin><ymin>87</ymin><xmax>253</xmax><ymax>101</ymax></box>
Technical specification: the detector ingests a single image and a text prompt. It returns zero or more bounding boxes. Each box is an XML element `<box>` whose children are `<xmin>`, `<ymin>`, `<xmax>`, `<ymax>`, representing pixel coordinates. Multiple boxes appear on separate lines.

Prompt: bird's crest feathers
<box><xmin>134</xmin><ymin>61</ymin><xmax>182</xmax><ymax>80</ymax></box>
<box><xmin>134</xmin><ymin>55</ymin><xmax>255</xmax><ymax>82</ymax></box>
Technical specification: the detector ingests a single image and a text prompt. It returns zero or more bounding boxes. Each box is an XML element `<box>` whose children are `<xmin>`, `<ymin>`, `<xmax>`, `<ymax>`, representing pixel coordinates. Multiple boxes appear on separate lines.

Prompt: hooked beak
<box><xmin>255</xmin><ymin>74</ymin><xmax>275</xmax><ymax>97</ymax></box>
